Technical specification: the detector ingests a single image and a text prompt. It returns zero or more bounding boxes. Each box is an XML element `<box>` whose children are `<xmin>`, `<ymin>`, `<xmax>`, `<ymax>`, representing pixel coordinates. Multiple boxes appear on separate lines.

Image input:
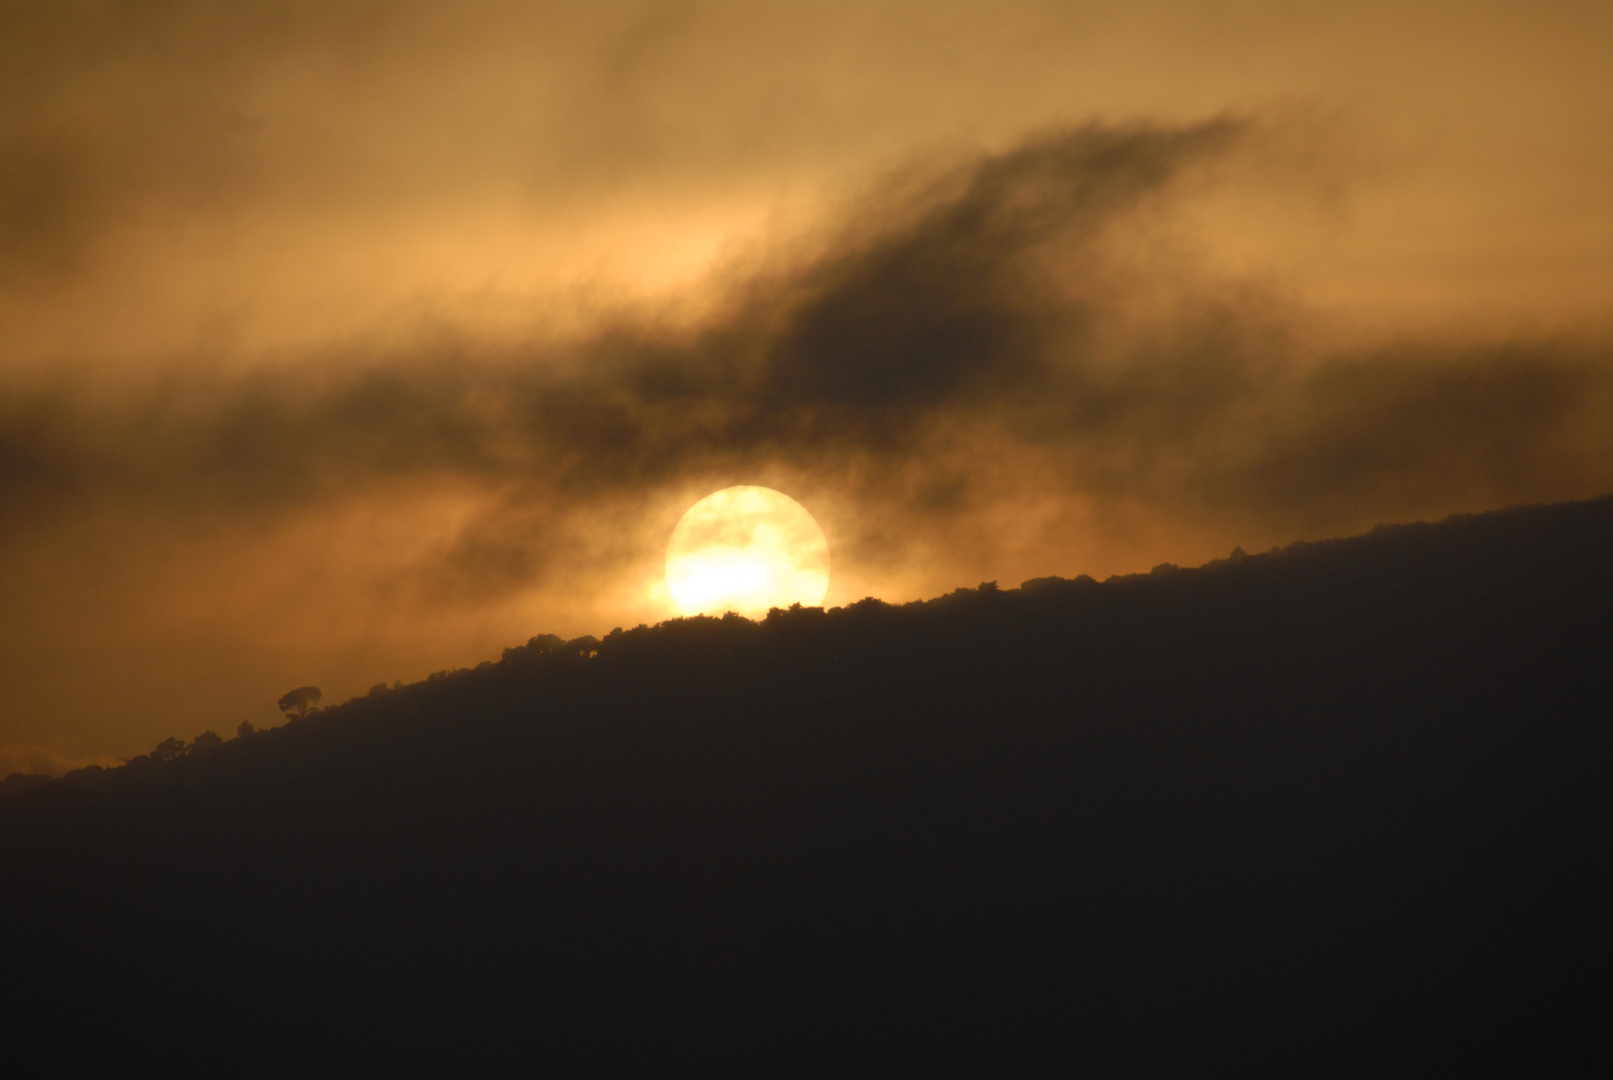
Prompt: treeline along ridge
<box><xmin>2</xmin><ymin>497</ymin><xmax>1609</xmax><ymax>1071</ymax></box>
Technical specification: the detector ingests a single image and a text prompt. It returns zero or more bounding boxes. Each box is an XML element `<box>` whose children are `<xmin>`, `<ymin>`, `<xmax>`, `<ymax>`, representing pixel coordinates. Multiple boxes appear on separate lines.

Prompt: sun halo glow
<box><xmin>665</xmin><ymin>487</ymin><xmax>830</xmax><ymax>617</ymax></box>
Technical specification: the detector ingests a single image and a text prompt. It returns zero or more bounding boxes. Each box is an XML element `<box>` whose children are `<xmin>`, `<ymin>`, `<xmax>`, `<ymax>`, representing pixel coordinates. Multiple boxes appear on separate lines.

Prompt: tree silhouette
<box><xmin>148</xmin><ymin>737</ymin><xmax>185</xmax><ymax>763</ymax></box>
<box><xmin>276</xmin><ymin>685</ymin><xmax>321</xmax><ymax>719</ymax></box>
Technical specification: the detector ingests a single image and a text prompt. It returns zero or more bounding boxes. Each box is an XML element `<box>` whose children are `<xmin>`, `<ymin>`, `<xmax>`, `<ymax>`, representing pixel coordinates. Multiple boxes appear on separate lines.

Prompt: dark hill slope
<box><xmin>3</xmin><ymin>497</ymin><xmax>1611</xmax><ymax>1072</ymax></box>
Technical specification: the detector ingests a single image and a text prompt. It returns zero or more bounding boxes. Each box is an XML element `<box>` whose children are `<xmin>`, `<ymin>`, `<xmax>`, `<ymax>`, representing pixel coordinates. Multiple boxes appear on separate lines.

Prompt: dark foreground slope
<box><xmin>4</xmin><ymin>499</ymin><xmax>1611</xmax><ymax>1073</ymax></box>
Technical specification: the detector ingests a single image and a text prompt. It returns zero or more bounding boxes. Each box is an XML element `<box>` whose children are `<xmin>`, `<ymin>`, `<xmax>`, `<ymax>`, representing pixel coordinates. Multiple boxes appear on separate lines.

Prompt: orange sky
<box><xmin>2</xmin><ymin>0</ymin><xmax>1611</xmax><ymax>769</ymax></box>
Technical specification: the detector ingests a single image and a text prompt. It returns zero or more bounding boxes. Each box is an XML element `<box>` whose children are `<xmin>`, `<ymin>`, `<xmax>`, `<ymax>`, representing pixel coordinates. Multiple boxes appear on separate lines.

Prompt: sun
<box><xmin>666</xmin><ymin>487</ymin><xmax>830</xmax><ymax>617</ymax></box>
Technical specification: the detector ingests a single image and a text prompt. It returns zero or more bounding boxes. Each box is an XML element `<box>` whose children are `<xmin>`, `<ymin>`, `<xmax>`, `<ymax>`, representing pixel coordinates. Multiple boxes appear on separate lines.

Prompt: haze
<box><xmin>2</xmin><ymin>0</ymin><xmax>1610</xmax><ymax>769</ymax></box>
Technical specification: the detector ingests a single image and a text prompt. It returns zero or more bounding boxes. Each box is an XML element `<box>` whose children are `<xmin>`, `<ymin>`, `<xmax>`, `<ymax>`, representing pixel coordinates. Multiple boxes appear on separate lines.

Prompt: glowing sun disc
<box><xmin>666</xmin><ymin>487</ymin><xmax>830</xmax><ymax>616</ymax></box>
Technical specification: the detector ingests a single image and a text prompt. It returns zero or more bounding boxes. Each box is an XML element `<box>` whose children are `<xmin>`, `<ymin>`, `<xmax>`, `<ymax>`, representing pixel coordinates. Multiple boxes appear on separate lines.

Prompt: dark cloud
<box><xmin>4</xmin><ymin>121</ymin><xmax>1607</xmax><ymax>547</ymax></box>
<box><xmin>759</xmin><ymin>120</ymin><xmax>1242</xmax><ymax>410</ymax></box>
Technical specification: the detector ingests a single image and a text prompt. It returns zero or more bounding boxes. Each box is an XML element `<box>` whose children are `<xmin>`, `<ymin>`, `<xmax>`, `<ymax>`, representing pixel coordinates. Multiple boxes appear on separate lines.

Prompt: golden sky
<box><xmin>3</xmin><ymin>0</ymin><xmax>1611</xmax><ymax>768</ymax></box>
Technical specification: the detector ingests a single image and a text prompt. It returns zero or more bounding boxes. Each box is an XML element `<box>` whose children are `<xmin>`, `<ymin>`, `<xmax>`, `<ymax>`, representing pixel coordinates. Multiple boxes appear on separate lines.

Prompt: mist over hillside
<box><xmin>3</xmin><ymin>497</ymin><xmax>1610</xmax><ymax>1071</ymax></box>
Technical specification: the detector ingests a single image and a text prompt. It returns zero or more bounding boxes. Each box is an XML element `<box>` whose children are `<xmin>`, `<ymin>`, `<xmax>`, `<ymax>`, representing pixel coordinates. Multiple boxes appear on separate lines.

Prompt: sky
<box><xmin>2</xmin><ymin>0</ymin><xmax>1611</xmax><ymax>769</ymax></box>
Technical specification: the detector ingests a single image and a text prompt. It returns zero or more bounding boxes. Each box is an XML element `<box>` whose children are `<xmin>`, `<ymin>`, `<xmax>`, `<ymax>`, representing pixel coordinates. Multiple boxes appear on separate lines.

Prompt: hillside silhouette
<box><xmin>3</xmin><ymin>497</ymin><xmax>1610</xmax><ymax>1072</ymax></box>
